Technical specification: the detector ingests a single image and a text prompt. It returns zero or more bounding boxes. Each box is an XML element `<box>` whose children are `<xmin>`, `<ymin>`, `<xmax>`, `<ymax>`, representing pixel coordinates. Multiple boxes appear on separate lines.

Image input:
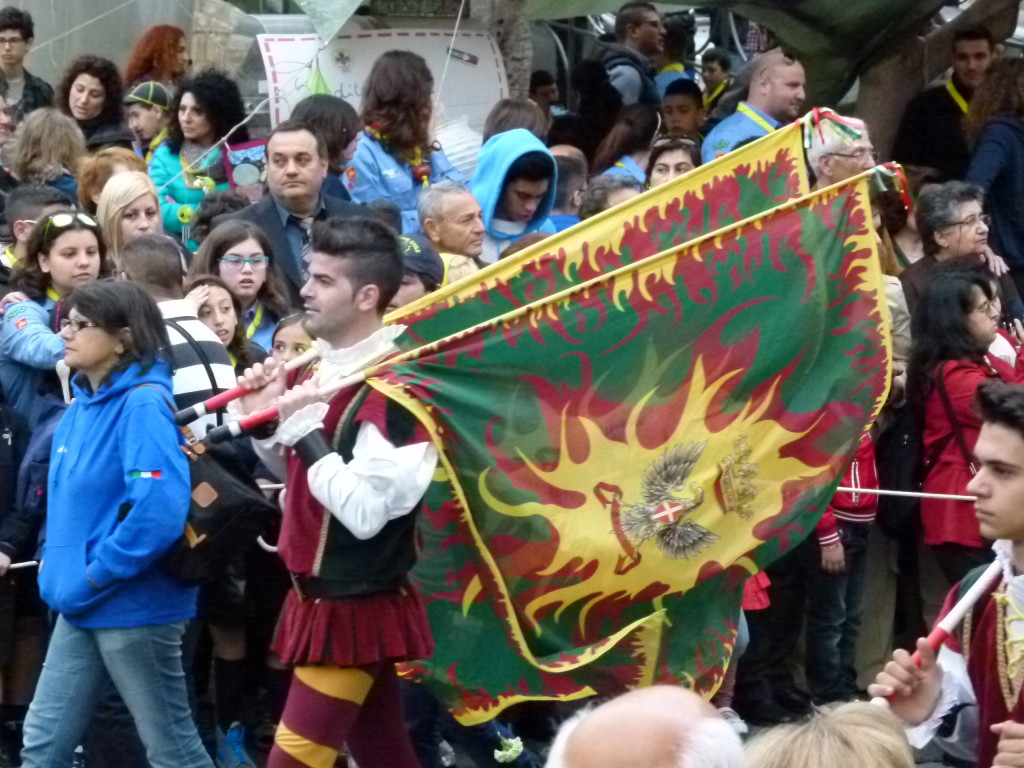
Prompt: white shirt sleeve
<box><xmin>306</xmin><ymin>421</ymin><xmax>438</xmax><ymax>540</ymax></box>
<box><xmin>905</xmin><ymin>646</ymin><xmax>978</xmax><ymax>759</ymax></box>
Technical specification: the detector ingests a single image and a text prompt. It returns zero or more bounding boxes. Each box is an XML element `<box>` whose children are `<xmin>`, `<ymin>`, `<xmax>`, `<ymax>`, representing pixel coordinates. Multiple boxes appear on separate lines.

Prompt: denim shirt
<box><xmin>348</xmin><ymin>133</ymin><xmax>461</xmax><ymax>234</ymax></box>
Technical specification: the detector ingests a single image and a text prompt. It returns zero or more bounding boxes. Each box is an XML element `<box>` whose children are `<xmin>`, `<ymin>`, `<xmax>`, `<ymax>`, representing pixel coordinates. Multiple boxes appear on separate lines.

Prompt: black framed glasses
<box><xmin>43</xmin><ymin>211</ymin><xmax>98</xmax><ymax>238</ymax></box>
<box><xmin>59</xmin><ymin>318</ymin><xmax>101</xmax><ymax>334</ymax></box>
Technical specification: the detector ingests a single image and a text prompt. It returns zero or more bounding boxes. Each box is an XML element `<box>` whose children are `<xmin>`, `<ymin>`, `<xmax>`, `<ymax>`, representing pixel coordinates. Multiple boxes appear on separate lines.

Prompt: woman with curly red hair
<box><xmin>124</xmin><ymin>25</ymin><xmax>190</xmax><ymax>90</ymax></box>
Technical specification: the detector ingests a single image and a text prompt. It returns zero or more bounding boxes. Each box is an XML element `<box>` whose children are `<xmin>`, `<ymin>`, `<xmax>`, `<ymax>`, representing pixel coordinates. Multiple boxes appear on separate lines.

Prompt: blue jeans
<box><xmin>804</xmin><ymin>521</ymin><xmax>870</xmax><ymax>701</ymax></box>
<box><xmin>21</xmin><ymin>616</ymin><xmax>213</xmax><ymax>768</ymax></box>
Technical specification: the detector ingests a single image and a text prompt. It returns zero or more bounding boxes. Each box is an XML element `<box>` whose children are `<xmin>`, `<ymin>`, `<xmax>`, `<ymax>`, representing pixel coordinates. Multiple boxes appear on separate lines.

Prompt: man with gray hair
<box><xmin>805</xmin><ymin>116</ymin><xmax>876</xmax><ymax>189</ymax></box>
<box><xmin>417</xmin><ymin>180</ymin><xmax>486</xmax><ymax>261</ymax></box>
<box><xmin>545</xmin><ymin>686</ymin><xmax>748</xmax><ymax>768</ymax></box>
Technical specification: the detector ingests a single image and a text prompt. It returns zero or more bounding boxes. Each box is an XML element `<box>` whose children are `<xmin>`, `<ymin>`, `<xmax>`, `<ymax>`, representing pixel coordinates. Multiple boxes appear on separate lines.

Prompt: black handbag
<box><xmin>168</xmin><ymin>426</ymin><xmax>277</xmax><ymax>585</ymax></box>
<box><xmin>875</xmin><ymin>403</ymin><xmax>921</xmax><ymax>538</ymax></box>
<box><xmin>135</xmin><ymin>384</ymin><xmax>277</xmax><ymax>585</ymax></box>
<box><xmin>876</xmin><ymin>362</ymin><xmax>965</xmax><ymax>538</ymax></box>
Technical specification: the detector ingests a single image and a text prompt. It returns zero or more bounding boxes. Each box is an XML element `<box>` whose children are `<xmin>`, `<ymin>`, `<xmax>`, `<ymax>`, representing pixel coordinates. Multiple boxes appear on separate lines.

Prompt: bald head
<box><xmin>546</xmin><ymin>687</ymin><xmax>747</xmax><ymax>768</ymax></box>
<box><xmin>746</xmin><ymin>48</ymin><xmax>806</xmax><ymax>123</ymax></box>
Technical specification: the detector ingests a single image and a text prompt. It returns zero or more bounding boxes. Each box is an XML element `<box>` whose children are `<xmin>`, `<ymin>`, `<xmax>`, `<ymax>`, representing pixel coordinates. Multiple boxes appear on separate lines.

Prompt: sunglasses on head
<box><xmin>43</xmin><ymin>212</ymin><xmax>98</xmax><ymax>238</ymax></box>
<box><xmin>653</xmin><ymin>136</ymin><xmax>699</xmax><ymax>148</ymax></box>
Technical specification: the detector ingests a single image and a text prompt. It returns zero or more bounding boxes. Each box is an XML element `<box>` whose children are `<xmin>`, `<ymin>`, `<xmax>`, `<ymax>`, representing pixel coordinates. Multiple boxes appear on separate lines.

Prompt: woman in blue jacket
<box><xmin>0</xmin><ymin>211</ymin><xmax>108</xmax><ymax>429</ymax></box>
<box><xmin>148</xmin><ymin>70</ymin><xmax>248</xmax><ymax>244</ymax></box>
<box><xmin>966</xmin><ymin>58</ymin><xmax>1024</xmax><ymax>291</ymax></box>
<box><xmin>20</xmin><ymin>281</ymin><xmax>212</xmax><ymax>768</ymax></box>
<box><xmin>347</xmin><ymin>51</ymin><xmax>460</xmax><ymax>233</ymax></box>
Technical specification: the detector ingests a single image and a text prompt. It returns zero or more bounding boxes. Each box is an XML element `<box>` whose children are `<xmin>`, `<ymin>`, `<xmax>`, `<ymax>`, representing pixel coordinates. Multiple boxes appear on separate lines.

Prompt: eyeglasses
<box><xmin>0</xmin><ymin>36</ymin><xmax>25</xmax><ymax>47</ymax></box>
<box><xmin>219</xmin><ymin>254</ymin><xmax>269</xmax><ymax>270</ymax></box>
<box><xmin>43</xmin><ymin>212</ymin><xmax>98</xmax><ymax>238</ymax></box>
<box><xmin>970</xmin><ymin>300</ymin><xmax>1000</xmax><ymax>317</ymax></box>
<box><xmin>946</xmin><ymin>214</ymin><xmax>991</xmax><ymax>229</ymax></box>
<box><xmin>824</xmin><ymin>148</ymin><xmax>879</xmax><ymax>163</ymax></box>
<box><xmin>59</xmin><ymin>318</ymin><xmax>100</xmax><ymax>334</ymax></box>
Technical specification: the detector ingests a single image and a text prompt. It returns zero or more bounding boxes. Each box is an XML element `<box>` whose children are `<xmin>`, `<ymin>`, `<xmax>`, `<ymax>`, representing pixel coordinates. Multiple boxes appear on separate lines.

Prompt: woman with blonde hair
<box><xmin>746</xmin><ymin>702</ymin><xmax>914</xmax><ymax>768</ymax></box>
<box><xmin>97</xmin><ymin>171</ymin><xmax>162</xmax><ymax>267</ymax></box>
<box><xmin>11</xmin><ymin>108</ymin><xmax>86</xmax><ymax>199</ymax></box>
<box><xmin>77</xmin><ymin>147</ymin><xmax>147</xmax><ymax>214</ymax></box>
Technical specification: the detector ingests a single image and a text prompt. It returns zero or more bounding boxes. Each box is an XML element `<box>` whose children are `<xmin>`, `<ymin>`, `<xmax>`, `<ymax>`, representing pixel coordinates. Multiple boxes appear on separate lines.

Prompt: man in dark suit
<box><xmin>228</xmin><ymin>119</ymin><xmax>364</xmax><ymax>297</ymax></box>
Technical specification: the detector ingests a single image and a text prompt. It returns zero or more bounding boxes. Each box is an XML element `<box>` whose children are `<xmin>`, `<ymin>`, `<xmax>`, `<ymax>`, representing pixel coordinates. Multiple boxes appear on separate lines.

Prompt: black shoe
<box><xmin>774</xmin><ymin>687</ymin><xmax>813</xmax><ymax>715</ymax></box>
<box><xmin>734</xmin><ymin>698</ymin><xmax>796</xmax><ymax>726</ymax></box>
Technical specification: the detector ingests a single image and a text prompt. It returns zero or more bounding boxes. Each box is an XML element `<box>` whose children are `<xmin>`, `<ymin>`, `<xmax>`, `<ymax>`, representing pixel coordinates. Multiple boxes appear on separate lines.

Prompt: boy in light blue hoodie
<box><xmin>470</xmin><ymin>128</ymin><xmax>558</xmax><ymax>263</ymax></box>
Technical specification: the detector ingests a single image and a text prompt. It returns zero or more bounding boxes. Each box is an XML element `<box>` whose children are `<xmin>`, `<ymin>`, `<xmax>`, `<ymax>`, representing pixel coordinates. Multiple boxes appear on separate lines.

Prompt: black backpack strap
<box><xmin>936</xmin><ymin>361</ymin><xmax>978</xmax><ymax>476</ymax></box>
<box><xmin>165</xmin><ymin>317</ymin><xmax>224</xmax><ymax>427</ymax></box>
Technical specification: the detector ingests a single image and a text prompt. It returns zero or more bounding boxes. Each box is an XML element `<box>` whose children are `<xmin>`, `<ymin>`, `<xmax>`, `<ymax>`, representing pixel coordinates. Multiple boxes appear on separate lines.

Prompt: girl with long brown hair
<box><xmin>347</xmin><ymin>50</ymin><xmax>461</xmax><ymax>233</ymax></box>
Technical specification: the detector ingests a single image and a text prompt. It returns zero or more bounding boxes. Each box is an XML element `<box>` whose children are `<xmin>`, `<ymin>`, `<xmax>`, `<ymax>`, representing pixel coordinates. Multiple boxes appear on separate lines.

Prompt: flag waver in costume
<box><xmin>350</xmin><ymin>172</ymin><xmax>893</xmax><ymax>722</ymax></box>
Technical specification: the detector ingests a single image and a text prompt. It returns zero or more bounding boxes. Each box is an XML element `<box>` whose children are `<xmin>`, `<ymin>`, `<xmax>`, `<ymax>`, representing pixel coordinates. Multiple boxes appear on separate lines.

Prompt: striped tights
<box><xmin>268</xmin><ymin>662</ymin><xmax>420</xmax><ymax>768</ymax></box>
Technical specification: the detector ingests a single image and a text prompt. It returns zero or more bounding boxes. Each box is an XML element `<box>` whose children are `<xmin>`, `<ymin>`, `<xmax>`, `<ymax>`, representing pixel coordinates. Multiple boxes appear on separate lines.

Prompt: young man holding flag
<box><xmin>236</xmin><ymin>216</ymin><xmax>437</xmax><ymax>768</ymax></box>
<box><xmin>869</xmin><ymin>381</ymin><xmax>1024</xmax><ymax>767</ymax></box>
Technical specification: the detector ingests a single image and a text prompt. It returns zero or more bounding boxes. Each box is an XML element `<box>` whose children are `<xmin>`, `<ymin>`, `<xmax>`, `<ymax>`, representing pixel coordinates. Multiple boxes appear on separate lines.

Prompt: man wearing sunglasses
<box><xmin>595</xmin><ymin>1</ymin><xmax>664</xmax><ymax>106</ymax></box>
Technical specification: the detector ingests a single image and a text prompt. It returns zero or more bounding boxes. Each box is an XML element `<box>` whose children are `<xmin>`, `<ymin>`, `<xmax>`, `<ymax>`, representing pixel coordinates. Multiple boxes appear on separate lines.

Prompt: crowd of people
<box><xmin>0</xmin><ymin>2</ymin><xmax>1022</xmax><ymax>767</ymax></box>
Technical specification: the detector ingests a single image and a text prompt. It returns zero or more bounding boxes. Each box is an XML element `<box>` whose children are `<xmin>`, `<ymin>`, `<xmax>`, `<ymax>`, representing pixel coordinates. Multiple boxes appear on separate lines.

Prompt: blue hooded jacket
<box><xmin>0</xmin><ymin>297</ymin><xmax>64</xmax><ymax>429</ymax></box>
<box><xmin>470</xmin><ymin>129</ymin><xmax>557</xmax><ymax>263</ymax></box>
<box><xmin>40</xmin><ymin>360</ymin><xmax>196</xmax><ymax>629</ymax></box>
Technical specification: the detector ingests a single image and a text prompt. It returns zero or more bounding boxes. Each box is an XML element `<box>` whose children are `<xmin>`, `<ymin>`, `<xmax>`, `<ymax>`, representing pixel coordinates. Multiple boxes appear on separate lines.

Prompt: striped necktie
<box><xmin>290</xmin><ymin>215</ymin><xmax>314</xmax><ymax>280</ymax></box>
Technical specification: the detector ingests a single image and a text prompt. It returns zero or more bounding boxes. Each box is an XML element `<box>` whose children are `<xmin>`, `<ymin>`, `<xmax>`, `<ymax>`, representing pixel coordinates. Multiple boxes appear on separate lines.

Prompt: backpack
<box><xmin>134</xmin><ymin>384</ymin><xmax>277</xmax><ymax>586</ymax></box>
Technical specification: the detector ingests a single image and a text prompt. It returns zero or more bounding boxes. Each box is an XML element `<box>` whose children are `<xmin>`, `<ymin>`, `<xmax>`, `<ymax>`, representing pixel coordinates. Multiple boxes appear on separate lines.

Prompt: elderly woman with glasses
<box><xmin>907</xmin><ymin>262</ymin><xmax>1019</xmax><ymax>585</ymax></box>
<box><xmin>0</xmin><ymin>210</ymin><xmax>110</xmax><ymax>428</ymax></box>
<box><xmin>189</xmin><ymin>220</ymin><xmax>294</xmax><ymax>351</ymax></box>
<box><xmin>899</xmin><ymin>181</ymin><xmax>1023</xmax><ymax>320</ymax></box>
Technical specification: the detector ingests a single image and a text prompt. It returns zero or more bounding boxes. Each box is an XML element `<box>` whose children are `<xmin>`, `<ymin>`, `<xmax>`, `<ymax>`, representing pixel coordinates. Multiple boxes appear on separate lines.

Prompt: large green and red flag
<box><xmin>366</xmin><ymin>173</ymin><xmax>890</xmax><ymax>723</ymax></box>
<box><xmin>388</xmin><ymin>120</ymin><xmax>812</xmax><ymax>346</ymax></box>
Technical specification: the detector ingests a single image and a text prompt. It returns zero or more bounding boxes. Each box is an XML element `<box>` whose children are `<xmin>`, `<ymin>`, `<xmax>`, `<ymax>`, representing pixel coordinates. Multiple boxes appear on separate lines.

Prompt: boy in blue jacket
<box><xmin>471</xmin><ymin>128</ymin><xmax>558</xmax><ymax>264</ymax></box>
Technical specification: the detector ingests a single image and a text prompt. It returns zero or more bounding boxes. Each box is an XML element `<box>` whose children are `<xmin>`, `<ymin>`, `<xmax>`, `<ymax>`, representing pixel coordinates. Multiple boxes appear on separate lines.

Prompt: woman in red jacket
<box><xmin>908</xmin><ymin>263</ymin><xmax>1016</xmax><ymax>584</ymax></box>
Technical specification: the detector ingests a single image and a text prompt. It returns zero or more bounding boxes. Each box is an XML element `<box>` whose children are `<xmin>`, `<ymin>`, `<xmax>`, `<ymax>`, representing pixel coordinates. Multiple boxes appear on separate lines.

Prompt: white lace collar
<box><xmin>314</xmin><ymin>324</ymin><xmax>406</xmax><ymax>383</ymax></box>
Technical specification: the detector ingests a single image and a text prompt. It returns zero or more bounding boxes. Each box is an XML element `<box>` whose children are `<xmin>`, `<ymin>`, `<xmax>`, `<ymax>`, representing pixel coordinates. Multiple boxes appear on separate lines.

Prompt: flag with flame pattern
<box><xmin>387</xmin><ymin>123</ymin><xmax>810</xmax><ymax>345</ymax></box>
<box><xmin>367</xmin><ymin>172</ymin><xmax>891</xmax><ymax>723</ymax></box>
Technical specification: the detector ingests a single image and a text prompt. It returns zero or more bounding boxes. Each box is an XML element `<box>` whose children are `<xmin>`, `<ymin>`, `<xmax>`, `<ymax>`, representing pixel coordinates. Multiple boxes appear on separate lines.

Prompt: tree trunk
<box><xmin>857</xmin><ymin>0</ymin><xmax>1020</xmax><ymax>160</ymax></box>
<box><xmin>474</xmin><ymin>0</ymin><xmax>532</xmax><ymax>98</ymax></box>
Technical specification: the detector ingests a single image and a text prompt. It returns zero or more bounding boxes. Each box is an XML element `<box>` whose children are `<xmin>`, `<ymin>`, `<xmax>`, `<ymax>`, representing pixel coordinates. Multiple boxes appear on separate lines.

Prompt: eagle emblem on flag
<box><xmin>620</xmin><ymin>442</ymin><xmax>718</xmax><ymax>560</ymax></box>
